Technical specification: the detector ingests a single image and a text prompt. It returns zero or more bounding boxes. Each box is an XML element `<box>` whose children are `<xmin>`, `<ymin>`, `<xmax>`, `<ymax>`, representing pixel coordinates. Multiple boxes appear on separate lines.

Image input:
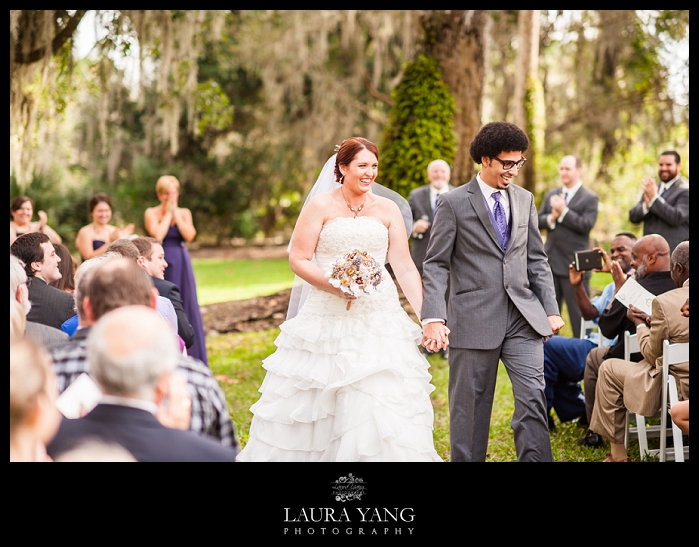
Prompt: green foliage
<box><xmin>379</xmin><ymin>55</ymin><xmax>457</xmax><ymax>197</ymax></box>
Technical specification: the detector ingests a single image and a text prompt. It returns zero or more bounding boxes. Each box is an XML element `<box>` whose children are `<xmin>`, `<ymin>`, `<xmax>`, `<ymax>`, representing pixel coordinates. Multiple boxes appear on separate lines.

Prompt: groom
<box><xmin>420</xmin><ymin>121</ymin><xmax>564</xmax><ymax>462</ymax></box>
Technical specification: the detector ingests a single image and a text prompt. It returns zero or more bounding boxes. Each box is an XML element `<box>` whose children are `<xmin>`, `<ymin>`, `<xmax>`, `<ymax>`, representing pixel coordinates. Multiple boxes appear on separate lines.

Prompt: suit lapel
<box><xmin>468</xmin><ymin>179</ymin><xmax>502</xmax><ymax>250</ymax></box>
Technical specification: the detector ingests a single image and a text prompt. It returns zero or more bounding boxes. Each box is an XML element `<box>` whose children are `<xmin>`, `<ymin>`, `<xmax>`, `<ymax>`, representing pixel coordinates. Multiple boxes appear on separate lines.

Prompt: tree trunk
<box><xmin>513</xmin><ymin>10</ymin><xmax>542</xmax><ymax>194</ymax></box>
<box><xmin>418</xmin><ymin>10</ymin><xmax>490</xmax><ymax>186</ymax></box>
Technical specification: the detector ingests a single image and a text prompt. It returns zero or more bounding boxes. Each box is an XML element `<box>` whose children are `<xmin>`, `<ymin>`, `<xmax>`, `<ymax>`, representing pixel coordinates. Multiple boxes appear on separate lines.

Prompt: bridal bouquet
<box><xmin>326</xmin><ymin>250</ymin><xmax>383</xmax><ymax>310</ymax></box>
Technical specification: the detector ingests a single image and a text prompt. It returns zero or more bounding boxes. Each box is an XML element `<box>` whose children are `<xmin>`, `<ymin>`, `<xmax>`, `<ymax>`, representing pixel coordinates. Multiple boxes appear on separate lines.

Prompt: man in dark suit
<box><xmin>538</xmin><ymin>155</ymin><xmax>599</xmax><ymax>338</ymax></box>
<box><xmin>47</xmin><ymin>305</ymin><xmax>237</xmax><ymax>462</ymax></box>
<box><xmin>9</xmin><ymin>253</ymin><xmax>69</xmax><ymax>345</ymax></box>
<box><xmin>10</xmin><ymin>232</ymin><xmax>77</xmax><ymax>330</ymax></box>
<box><xmin>421</xmin><ymin>121</ymin><xmax>564</xmax><ymax>462</ymax></box>
<box><xmin>578</xmin><ymin>234</ymin><xmax>677</xmax><ymax>447</ymax></box>
<box><xmin>132</xmin><ymin>236</ymin><xmax>195</xmax><ymax>350</ymax></box>
<box><xmin>629</xmin><ymin>150</ymin><xmax>689</xmax><ymax>253</ymax></box>
<box><xmin>408</xmin><ymin>159</ymin><xmax>454</xmax><ymax>275</ymax></box>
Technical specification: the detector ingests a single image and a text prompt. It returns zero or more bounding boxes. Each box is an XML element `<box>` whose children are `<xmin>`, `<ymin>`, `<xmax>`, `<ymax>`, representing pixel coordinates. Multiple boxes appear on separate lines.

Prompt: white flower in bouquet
<box><xmin>326</xmin><ymin>250</ymin><xmax>383</xmax><ymax>310</ymax></box>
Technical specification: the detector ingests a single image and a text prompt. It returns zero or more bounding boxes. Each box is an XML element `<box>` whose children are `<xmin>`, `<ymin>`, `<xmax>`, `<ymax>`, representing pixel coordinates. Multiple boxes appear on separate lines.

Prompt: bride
<box><xmin>236</xmin><ymin>137</ymin><xmax>443</xmax><ymax>462</ymax></box>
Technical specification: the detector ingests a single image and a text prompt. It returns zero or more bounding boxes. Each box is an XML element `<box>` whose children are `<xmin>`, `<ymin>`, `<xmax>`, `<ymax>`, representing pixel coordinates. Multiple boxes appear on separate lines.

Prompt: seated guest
<box><xmin>48</xmin><ymin>256</ymin><xmax>237</xmax><ymax>449</ymax></box>
<box><xmin>49</xmin><ymin>243</ymin><xmax>77</xmax><ymax>294</ymax></box>
<box><xmin>10</xmin><ymin>337</ymin><xmax>62</xmax><ymax>461</ymax></box>
<box><xmin>543</xmin><ymin>233</ymin><xmax>636</xmax><ymax>432</ymax></box>
<box><xmin>46</xmin><ymin>305</ymin><xmax>237</xmax><ymax>462</ymax></box>
<box><xmin>132</xmin><ymin>236</ymin><xmax>195</xmax><ymax>351</ymax></box>
<box><xmin>670</xmin><ymin>298</ymin><xmax>689</xmax><ymax>435</ymax></box>
<box><xmin>579</xmin><ymin>234</ymin><xmax>677</xmax><ymax>448</ymax></box>
<box><xmin>10</xmin><ymin>253</ymin><xmax>69</xmax><ymax>345</ymax></box>
<box><xmin>106</xmin><ymin>237</ymin><xmax>191</xmax><ymax>352</ymax></box>
<box><xmin>10</xmin><ymin>232</ymin><xmax>76</xmax><ymax>330</ymax></box>
<box><xmin>591</xmin><ymin>241</ymin><xmax>689</xmax><ymax>462</ymax></box>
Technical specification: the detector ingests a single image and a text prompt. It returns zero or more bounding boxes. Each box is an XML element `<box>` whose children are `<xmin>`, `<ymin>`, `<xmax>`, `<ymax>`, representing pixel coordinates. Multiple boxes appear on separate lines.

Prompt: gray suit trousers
<box><xmin>448</xmin><ymin>300</ymin><xmax>554</xmax><ymax>462</ymax></box>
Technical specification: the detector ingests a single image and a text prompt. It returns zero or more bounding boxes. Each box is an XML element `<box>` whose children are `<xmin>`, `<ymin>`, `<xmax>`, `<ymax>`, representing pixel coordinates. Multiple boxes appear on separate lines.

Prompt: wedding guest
<box><xmin>421</xmin><ymin>121</ymin><xmax>564</xmax><ymax>462</ymax></box>
<box><xmin>537</xmin><ymin>155</ymin><xmax>599</xmax><ymax>338</ymax></box>
<box><xmin>10</xmin><ymin>232</ymin><xmax>76</xmax><ymax>330</ymax></box>
<box><xmin>46</xmin><ymin>305</ymin><xmax>237</xmax><ymax>462</ymax></box>
<box><xmin>579</xmin><ymin>234</ymin><xmax>677</xmax><ymax>448</ymax></box>
<box><xmin>74</xmin><ymin>193</ymin><xmax>135</xmax><ymax>261</ymax></box>
<box><xmin>49</xmin><ymin>243</ymin><xmax>77</xmax><ymax>294</ymax></box>
<box><xmin>10</xmin><ymin>253</ymin><xmax>69</xmax><ymax>345</ymax></box>
<box><xmin>132</xmin><ymin>236</ymin><xmax>196</xmax><ymax>351</ymax></box>
<box><xmin>237</xmin><ymin>137</ymin><xmax>442</xmax><ymax>462</ymax></box>
<box><xmin>10</xmin><ymin>195</ymin><xmax>62</xmax><ymax>246</ymax></box>
<box><xmin>144</xmin><ymin>175</ymin><xmax>208</xmax><ymax>365</ymax></box>
<box><xmin>408</xmin><ymin>159</ymin><xmax>454</xmax><ymax>275</ymax></box>
<box><xmin>628</xmin><ymin>151</ymin><xmax>689</xmax><ymax>254</ymax></box>
<box><xmin>10</xmin><ymin>337</ymin><xmax>62</xmax><ymax>462</ymax></box>
<box><xmin>48</xmin><ymin>256</ymin><xmax>237</xmax><ymax>448</ymax></box>
<box><xmin>591</xmin><ymin>241</ymin><xmax>688</xmax><ymax>462</ymax></box>
<box><xmin>544</xmin><ymin>232</ymin><xmax>636</xmax><ymax>432</ymax></box>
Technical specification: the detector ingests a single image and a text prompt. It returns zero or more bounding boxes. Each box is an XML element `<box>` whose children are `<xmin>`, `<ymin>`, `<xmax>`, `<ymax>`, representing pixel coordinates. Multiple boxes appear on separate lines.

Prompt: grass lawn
<box><xmin>193</xmin><ymin>258</ymin><xmax>294</xmax><ymax>305</ymax></box>
<box><xmin>198</xmin><ymin>260</ymin><xmax>654</xmax><ymax>461</ymax></box>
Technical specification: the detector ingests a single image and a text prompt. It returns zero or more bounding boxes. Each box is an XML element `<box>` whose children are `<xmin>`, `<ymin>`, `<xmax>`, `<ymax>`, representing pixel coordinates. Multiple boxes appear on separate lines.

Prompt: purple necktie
<box><xmin>492</xmin><ymin>191</ymin><xmax>509</xmax><ymax>251</ymax></box>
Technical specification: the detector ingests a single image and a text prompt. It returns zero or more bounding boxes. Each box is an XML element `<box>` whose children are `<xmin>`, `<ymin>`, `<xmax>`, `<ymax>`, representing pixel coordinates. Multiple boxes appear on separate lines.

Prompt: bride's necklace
<box><xmin>341</xmin><ymin>186</ymin><xmax>366</xmax><ymax>218</ymax></box>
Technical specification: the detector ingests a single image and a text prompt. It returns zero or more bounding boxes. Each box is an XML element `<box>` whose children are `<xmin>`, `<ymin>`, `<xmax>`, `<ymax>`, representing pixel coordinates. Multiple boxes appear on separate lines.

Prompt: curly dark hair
<box><xmin>469</xmin><ymin>122</ymin><xmax>529</xmax><ymax>165</ymax></box>
<box><xmin>334</xmin><ymin>137</ymin><xmax>379</xmax><ymax>183</ymax></box>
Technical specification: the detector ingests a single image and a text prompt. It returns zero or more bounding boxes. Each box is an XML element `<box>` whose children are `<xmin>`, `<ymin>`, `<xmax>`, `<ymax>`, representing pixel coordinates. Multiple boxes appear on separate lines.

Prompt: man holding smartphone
<box><xmin>538</xmin><ymin>155</ymin><xmax>599</xmax><ymax>338</ymax></box>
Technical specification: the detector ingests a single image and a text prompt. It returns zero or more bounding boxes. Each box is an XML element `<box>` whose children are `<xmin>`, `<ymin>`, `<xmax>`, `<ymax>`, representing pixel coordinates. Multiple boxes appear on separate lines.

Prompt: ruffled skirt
<box><xmin>236</xmin><ymin>282</ymin><xmax>442</xmax><ymax>462</ymax></box>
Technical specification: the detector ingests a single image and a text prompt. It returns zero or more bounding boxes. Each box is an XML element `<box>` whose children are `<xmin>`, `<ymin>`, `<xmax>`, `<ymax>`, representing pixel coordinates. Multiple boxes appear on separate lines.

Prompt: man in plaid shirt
<box><xmin>48</xmin><ymin>254</ymin><xmax>238</xmax><ymax>451</ymax></box>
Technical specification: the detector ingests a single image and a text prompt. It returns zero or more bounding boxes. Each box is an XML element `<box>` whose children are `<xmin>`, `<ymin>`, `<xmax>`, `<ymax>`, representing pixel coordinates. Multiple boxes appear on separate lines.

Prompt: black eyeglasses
<box><xmin>490</xmin><ymin>156</ymin><xmax>526</xmax><ymax>170</ymax></box>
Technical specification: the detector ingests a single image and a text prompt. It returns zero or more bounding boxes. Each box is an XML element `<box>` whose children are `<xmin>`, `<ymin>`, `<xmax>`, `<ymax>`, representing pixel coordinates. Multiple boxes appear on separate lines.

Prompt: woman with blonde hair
<box><xmin>144</xmin><ymin>175</ymin><xmax>207</xmax><ymax>365</ymax></box>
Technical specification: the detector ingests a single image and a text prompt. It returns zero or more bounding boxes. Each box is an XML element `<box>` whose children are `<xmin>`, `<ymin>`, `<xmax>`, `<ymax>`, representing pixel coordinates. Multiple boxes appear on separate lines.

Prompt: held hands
<box><xmin>421</xmin><ymin>322</ymin><xmax>451</xmax><ymax>353</ymax></box>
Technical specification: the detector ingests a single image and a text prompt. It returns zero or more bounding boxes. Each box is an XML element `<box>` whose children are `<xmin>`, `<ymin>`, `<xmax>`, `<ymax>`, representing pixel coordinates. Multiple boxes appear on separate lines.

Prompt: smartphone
<box><xmin>574</xmin><ymin>250</ymin><xmax>603</xmax><ymax>271</ymax></box>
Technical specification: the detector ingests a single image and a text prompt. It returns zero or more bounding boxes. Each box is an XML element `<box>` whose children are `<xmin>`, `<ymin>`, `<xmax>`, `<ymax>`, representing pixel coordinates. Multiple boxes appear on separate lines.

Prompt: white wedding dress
<box><xmin>236</xmin><ymin>216</ymin><xmax>442</xmax><ymax>462</ymax></box>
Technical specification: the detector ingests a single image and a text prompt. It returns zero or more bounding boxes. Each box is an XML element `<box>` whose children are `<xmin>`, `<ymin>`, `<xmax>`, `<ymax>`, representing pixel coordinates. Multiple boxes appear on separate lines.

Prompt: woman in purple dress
<box><xmin>144</xmin><ymin>175</ymin><xmax>208</xmax><ymax>365</ymax></box>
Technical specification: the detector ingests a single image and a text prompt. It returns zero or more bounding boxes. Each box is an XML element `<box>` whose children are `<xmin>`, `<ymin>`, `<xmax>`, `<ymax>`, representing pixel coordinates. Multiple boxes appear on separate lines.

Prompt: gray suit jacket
<box><xmin>628</xmin><ymin>178</ymin><xmax>689</xmax><ymax>253</ymax></box>
<box><xmin>537</xmin><ymin>185</ymin><xmax>599</xmax><ymax>276</ymax></box>
<box><xmin>25</xmin><ymin>277</ymin><xmax>77</xmax><ymax>331</ymax></box>
<box><xmin>408</xmin><ymin>183</ymin><xmax>453</xmax><ymax>274</ymax></box>
<box><xmin>25</xmin><ymin>320</ymin><xmax>69</xmax><ymax>346</ymax></box>
<box><xmin>421</xmin><ymin>177</ymin><xmax>559</xmax><ymax>349</ymax></box>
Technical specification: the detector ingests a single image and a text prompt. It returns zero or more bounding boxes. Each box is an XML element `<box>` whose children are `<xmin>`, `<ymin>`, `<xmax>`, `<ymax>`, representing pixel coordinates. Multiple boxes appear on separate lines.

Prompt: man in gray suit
<box><xmin>421</xmin><ymin>121</ymin><xmax>564</xmax><ymax>462</ymax></box>
<box><xmin>628</xmin><ymin>150</ymin><xmax>689</xmax><ymax>253</ymax></box>
<box><xmin>537</xmin><ymin>155</ymin><xmax>599</xmax><ymax>338</ymax></box>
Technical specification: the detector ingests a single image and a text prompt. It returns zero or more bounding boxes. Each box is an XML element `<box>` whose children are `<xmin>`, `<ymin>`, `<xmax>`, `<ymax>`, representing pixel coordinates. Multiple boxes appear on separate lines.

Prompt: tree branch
<box><xmin>14</xmin><ymin>10</ymin><xmax>88</xmax><ymax>65</ymax></box>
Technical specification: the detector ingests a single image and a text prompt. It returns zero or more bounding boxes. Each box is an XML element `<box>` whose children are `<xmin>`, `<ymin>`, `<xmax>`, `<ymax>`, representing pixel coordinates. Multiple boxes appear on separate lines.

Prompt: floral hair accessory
<box><xmin>333</xmin><ymin>139</ymin><xmax>346</xmax><ymax>153</ymax></box>
<box><xmin>326</xmin><ymin>250</ymin><xmax>383</xmax><ymax>310</ymax></box>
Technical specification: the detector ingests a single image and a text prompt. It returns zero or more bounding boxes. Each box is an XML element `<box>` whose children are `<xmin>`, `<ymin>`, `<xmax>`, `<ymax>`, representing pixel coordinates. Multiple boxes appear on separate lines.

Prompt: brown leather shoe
<box><xmin>602</xmin><ymin>453</ymin><xmax>632</xmax><ymax>462</ymax></box>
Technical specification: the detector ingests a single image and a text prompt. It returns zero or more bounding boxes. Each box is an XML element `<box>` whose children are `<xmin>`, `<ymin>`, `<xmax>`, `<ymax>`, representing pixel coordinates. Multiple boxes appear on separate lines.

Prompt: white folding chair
<box><xmin>580</xmin><ymin>318</ymin><xmax>605</xmax><ymax>346</ymax></box>
<box><xmin>659</xmin><ymin>340</ymin><xmax>689</xmax><ymax>462</ymax></box>
<box><xmin>624</xmin><ymin>333</ymin><xmax>689</xmax><ymax>461</ymax></box>
<box><xmin>623</xmin><ymin>332</ymin><xmax>642</xmax><ymax>450</ymax></box>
